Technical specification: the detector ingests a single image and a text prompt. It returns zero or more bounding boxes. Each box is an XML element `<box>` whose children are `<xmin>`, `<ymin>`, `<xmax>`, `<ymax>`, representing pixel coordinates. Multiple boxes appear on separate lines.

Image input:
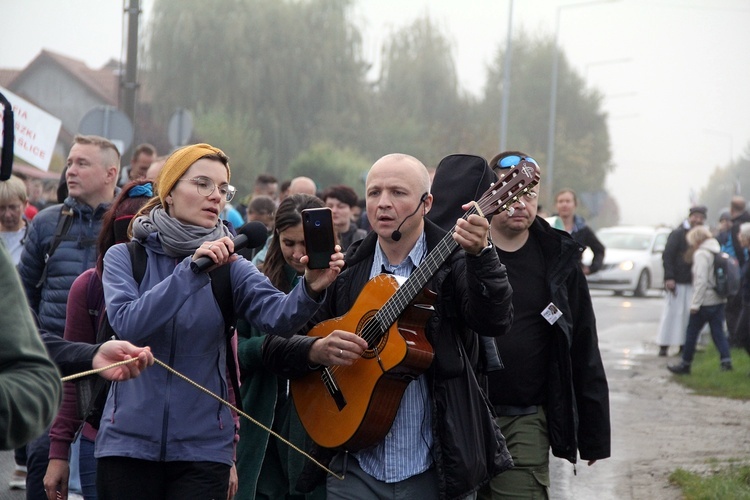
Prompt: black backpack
<box><xmin>713</xmin><ymin>251</ymin><xmax>740</xmax><ymax>298</ymax></box>
<box><xmin>77</xmin><ymin>242</ymin><xmax>241</xmax><ymax>429</ymax></box>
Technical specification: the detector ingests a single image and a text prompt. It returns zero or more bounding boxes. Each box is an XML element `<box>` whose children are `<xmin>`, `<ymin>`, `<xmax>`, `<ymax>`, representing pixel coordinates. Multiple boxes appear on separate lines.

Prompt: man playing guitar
<box><xmin>262</xmin><ymin>153</ymin><xmax>520</xmax><ymax>499</ymax></box>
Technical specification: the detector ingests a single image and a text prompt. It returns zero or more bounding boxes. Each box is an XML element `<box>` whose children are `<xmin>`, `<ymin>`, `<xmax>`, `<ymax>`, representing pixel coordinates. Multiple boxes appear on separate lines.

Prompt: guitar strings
<box><xmin>326</xmin><ymin>205</ymin><xmax>482</xmax><ymax>377</ymax></box>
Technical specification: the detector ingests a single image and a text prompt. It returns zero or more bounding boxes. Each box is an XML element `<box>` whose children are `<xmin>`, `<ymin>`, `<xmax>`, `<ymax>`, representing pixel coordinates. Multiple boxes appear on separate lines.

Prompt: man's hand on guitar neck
<box><xmin>308</xmin><ymin>329</ymin><xmax>368</xmax><ymax>366</ymax></box>
<box><xmin>453</xmin><ymin>203</ymin><xmax>490</xmax><ymax>256</ymax></box>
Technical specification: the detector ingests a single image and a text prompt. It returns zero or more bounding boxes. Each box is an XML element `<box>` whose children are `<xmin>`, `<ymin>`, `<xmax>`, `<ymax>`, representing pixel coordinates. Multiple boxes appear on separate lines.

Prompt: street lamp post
<box><xmin>499</xmin><ymin>0</ymin><xmax>515</xmax><ymax>152</ymax></box>
<box><xmin>545</xmin><ymin>0</ymin><xmax>618</xmax><ymax>204</ymax></box>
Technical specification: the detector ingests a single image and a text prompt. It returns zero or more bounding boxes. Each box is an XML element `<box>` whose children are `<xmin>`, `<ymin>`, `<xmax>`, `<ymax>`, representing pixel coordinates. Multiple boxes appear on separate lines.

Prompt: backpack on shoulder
<box><xmin>713</xmin><ymin>251</ymin><xmax>740</xmax><ymax>298</ymax></box>
<box><xmin>77</xmin><ymin>241</ymin><xmax>242</xmax><ymax>430</ymax></box>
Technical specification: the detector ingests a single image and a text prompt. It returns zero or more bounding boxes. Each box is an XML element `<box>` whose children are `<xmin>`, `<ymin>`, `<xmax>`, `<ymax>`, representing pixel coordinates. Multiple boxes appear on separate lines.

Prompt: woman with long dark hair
<box><xmin>235</xmin><ymin>193</ymin><xmax>328</xmax><ymax>499</ymax></box>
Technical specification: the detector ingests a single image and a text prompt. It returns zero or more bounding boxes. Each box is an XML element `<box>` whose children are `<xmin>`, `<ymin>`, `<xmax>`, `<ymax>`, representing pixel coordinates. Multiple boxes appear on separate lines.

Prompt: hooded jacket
<box><xmin>96</xmin><ymin>232</ymin><xmax>325</xmax><ymax>465</ymax></box>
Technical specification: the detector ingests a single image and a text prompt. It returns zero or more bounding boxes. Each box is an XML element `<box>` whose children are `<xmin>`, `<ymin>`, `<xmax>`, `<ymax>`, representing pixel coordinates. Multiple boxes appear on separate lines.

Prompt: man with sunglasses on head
<box><xmin>478</xmin><ymin>151</ymin><xmax>610</xmax><ymax>499</ymax></box>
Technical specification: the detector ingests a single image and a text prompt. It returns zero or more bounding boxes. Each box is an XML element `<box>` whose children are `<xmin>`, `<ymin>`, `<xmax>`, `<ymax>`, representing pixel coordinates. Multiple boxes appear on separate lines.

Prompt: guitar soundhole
<box><xmin>357</xmin><ymin>310</ymin><xmax>387</xmax><ymax>358</ymax></box>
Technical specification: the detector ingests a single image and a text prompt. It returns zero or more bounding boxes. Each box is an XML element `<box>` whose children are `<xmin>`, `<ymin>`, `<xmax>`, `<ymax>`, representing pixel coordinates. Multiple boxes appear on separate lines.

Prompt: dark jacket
<box><xmin>662</xmin><ymin>221</ymin><xmax>692</xmax><ymax>284</ymax></box>
<box><xmin>18</xmin><ymin>196</ymin><xmax>114</xmax><ymax>337</ymax></box>
<box><xmin>527</xmin><ymin>217</ymin><xmax>611</xmax><ymax>462</ymax></box>
<box><xmin>731</xmin><ymin>210</ymin><xmax>750</xmax><ymax>267</ymax></box>
<box><xmin>337</xmin><ymin>224</ymin><xmax>368</xmax><ymax>251</ymax></box>
<box><xmin>40</xmin><ymin>334</ymin><xmax>98</xmax><ymax>377</ymax></box>
<box><xmin>264</xmin><ymin>220</ymin><xmax>514</xmax><ymax>499</ymax></box>
<box><xmin>570</xmin><ymin>215</ymin><xmax>605</xmax><ymax>274</ymax></box>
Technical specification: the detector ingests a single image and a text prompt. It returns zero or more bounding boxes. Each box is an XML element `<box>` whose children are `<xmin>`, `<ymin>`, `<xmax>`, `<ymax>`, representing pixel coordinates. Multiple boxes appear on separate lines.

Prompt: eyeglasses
<box><xmin>178</xmin><ymin>176</ymin><xmax>236</xmax><ymax>202</ymax></box>
<box><xmin>492</xmin><ymin>154</ymin><xmax>538</xmax><ymax>170</ymax></box>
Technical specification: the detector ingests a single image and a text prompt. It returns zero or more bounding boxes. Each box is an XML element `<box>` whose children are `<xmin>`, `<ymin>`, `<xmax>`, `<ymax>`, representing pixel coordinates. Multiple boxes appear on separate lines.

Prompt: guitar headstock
<box><xmin>475</xmin><ymin>160</ymin><xmax>540</xmax><ymax>218</ymax></box>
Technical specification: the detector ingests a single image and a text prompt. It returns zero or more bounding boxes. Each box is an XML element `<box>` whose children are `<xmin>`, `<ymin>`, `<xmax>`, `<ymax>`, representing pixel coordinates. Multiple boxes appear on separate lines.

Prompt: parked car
<box><xmin>584</xmin><ymin>226</ymin><xmax>670</xmax><ymax>297</ymax></box>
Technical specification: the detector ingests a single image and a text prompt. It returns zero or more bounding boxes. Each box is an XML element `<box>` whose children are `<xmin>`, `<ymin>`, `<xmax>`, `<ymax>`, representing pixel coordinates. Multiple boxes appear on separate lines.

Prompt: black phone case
<box><xmin>302</xmin><ymin>208</ymin><xmax>335</xmax><ymax>269</ymax></box>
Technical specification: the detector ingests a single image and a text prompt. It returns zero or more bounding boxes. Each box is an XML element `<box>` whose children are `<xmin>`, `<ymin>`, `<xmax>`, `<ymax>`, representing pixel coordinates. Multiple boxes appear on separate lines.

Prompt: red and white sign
<box><xmin>0</xmin><ymin>86</ymin><xmax>62</xmax><ymax>171</ymax></box>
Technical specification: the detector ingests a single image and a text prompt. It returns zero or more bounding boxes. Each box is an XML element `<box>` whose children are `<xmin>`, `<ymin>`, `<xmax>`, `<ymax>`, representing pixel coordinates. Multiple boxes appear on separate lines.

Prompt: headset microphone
<box><xmin>391</xmin><ymin>192</ymin><xmax>428</xmax><ymax>242</ymax></box>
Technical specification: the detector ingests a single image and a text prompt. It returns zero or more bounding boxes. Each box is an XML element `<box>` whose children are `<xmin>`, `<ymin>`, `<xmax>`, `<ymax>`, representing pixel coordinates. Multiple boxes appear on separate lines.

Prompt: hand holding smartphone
<box><xmin>302</xmin><ymin>208</ymin><xmax>336</xmax><ymax>269</ymax></box>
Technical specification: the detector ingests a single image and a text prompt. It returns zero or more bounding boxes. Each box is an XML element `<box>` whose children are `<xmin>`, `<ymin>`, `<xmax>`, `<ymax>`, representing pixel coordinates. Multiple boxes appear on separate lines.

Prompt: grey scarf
<box><xmin>132</xmin><ymin>206</ymin><xmax>232</xmax><ymax>258</ymax></box>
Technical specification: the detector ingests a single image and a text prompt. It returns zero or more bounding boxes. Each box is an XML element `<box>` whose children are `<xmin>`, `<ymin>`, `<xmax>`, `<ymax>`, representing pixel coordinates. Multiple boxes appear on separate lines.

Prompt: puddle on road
<box><xmin>610</xmin><ymin>346</ymin><xmax>651</xmax><ymax>371</ymax></box>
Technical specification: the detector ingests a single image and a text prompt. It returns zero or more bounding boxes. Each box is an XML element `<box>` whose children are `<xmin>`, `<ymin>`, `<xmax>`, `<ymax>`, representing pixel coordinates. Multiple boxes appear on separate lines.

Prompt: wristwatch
<box><xmin>472</xmin><ymin>242</ymin><xmax>494</xmax><ymax>257</ymax></box>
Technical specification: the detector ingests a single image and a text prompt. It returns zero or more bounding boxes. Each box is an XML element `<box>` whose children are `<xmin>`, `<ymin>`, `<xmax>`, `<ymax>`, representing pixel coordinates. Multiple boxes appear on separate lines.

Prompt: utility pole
<box><xmin>122</xmin><ymin>0</ymin><xmax>140</xmax><ymax>138</ymax></box>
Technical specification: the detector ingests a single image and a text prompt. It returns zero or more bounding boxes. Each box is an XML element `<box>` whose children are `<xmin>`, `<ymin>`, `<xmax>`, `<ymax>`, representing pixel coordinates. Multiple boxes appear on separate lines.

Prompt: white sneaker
<box><xmin>8</xmin><ymin>464</ymin><xmax>26</xmax><ymax>490</ymax></box>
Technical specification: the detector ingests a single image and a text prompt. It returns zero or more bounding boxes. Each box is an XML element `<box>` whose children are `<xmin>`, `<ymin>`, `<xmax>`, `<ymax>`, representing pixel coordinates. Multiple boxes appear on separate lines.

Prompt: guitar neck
<box><xmin>376</xmin><ymin>204</ymin><xmax>481</xmax><ymax>328</ymax></box>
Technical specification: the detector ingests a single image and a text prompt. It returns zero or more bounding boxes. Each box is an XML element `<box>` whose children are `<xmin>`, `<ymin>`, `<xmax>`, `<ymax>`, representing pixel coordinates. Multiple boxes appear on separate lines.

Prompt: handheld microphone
<box><xmin>190</xmin><ymin>221</ymin><xmax>269</xmax><ymax>274</ymax></box>
<box><xmin>391</xmin><ymin>193</ymin><xmax>428</xmax><ymax>242</ymax></box>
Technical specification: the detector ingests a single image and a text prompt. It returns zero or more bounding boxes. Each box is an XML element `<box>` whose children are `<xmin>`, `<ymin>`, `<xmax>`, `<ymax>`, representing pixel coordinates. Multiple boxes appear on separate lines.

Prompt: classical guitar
<box><xmin>291</xmin><ymin>160</ymin><xmax>540</xmax><ymax>451</ymax></box>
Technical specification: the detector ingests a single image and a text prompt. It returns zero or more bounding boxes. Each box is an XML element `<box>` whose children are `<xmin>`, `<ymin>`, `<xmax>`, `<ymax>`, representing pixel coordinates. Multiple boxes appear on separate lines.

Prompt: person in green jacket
<box><xmin>236</xmin><ymin>193</ymin><xmax>328</xmax><ymax>500</ymax></box>
<box><xmin>0</xmin><ymin>243</ymin><xmax>61</xmax><ymax>450</ymax></box>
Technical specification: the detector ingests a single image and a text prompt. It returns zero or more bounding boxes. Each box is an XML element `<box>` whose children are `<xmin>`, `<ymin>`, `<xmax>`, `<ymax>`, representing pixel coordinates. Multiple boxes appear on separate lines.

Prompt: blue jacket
<box><xmin>96</xmin><ymin>232</ymin><xmax>325</xmax><ymax>465</ymax></box>
<box><xmin>18</xmin><ymin>197</ymin><xmax>114</xmax><ymax>337</ymax></box>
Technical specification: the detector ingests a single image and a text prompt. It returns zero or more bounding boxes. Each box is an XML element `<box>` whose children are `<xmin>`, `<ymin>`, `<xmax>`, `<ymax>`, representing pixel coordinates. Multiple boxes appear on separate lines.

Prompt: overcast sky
<box><xmin>2</xmin><ymin>0</ymin><xmax>749</xmax><ymax>226</ymax></box>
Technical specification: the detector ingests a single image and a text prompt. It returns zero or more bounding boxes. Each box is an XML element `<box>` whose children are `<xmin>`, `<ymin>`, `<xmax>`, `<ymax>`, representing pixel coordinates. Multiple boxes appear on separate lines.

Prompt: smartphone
<box><xmin>301</xmin><ymin>207</ymin><xmax>336</xmax><ymax>269</ymax></box>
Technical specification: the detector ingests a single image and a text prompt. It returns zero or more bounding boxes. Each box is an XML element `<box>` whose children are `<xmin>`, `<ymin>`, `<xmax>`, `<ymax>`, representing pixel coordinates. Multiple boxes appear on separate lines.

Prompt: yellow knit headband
<box><xmin>156</xmin><ymin>143</ymin><xmax>230</xmax><ymax>206</ymax></box>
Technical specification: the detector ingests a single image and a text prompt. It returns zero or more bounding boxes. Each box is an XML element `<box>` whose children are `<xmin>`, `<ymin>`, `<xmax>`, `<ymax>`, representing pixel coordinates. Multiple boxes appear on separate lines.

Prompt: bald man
<box><xmin>263</xmin><ymin>153</ymin><xmax>514</xmax><ymax>499</ymax></box>
<box><xmin>288</xmin><ymin>176</ymin><xmax>317</xmax><ymax>196</ymax></box>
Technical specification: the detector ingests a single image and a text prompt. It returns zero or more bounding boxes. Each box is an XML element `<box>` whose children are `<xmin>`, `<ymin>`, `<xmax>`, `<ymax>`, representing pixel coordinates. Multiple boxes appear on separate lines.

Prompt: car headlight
<box><xmin>618</xmin><ymin>261</ymin><xmax>635</xmax><ymax>271</ymax></box>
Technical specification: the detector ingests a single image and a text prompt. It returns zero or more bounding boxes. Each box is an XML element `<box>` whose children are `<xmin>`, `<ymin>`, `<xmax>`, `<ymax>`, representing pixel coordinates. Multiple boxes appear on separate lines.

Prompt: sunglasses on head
<box><xmin>492</xmin><ymin>154</ymin><xmax>538</xmax><ymax>170</ymax></box>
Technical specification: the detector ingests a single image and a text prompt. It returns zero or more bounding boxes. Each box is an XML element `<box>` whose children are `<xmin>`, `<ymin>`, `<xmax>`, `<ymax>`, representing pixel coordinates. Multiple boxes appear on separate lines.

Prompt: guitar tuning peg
<box><xmin>507</xmin><ymin>206</ymin><xmax>515</xmax><ymax>217</ymax></box>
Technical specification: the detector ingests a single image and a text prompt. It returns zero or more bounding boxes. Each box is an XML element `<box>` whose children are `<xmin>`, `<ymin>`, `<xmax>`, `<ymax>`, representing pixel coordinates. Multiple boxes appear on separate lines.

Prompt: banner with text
<box><xmin>0</xmin><ymin>86</ymin><xmax>62</xmax><ymax>171</ymax></box>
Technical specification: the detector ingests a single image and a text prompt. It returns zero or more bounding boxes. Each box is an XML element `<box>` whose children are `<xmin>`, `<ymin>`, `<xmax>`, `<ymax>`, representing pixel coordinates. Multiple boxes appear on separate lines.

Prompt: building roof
<box><xmin>0</xmin><ymin>69</ymin><xmax>20</xmax><ymax>88</ymax></box>
<box><xmin>19</xmin><ymin>50</ymin><xmax>120</xmax><ymax>106</ymax></box>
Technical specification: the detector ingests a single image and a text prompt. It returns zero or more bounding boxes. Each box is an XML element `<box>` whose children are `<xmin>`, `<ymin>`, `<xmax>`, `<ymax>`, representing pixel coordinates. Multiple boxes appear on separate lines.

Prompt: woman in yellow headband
<box><xmin>96</xmin><ymin>143</ymin><xmax>344</xmax><ymax>500</ymax></box>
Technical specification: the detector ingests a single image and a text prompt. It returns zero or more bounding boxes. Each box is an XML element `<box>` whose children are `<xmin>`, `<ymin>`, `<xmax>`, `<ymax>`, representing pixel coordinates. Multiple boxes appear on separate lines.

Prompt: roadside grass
<box><xmin>669</xmin><ymin>463</ymin><xmax>750</xmax><ymax>499</ymax></box>
<box><xmin>672</xmin><ymin>345</ymin><xmax>750</xmax><ymax>399</ymax></box>
<box><xmin>667</xmin><ymin>345</ymin><xmax>750</xmax><ymax>497</ymax></box>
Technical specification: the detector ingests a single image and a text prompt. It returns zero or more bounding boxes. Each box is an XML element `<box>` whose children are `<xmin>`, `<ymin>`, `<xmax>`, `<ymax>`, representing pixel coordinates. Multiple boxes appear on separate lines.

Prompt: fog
<box><xmin>2</xmin><ymin>0</ymin><xmax>749</xmax><ymax>227</ymax></box>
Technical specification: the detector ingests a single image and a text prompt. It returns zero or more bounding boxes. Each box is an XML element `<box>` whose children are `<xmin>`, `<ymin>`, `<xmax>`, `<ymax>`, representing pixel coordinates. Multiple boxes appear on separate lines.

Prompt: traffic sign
<box><xmin>168</xmin><ymin>108</ymin><xmax>193</xmax><ymax>148</ymax></box>
<box><xmin>78</xmin><ymin>106</ymin><xmax>133</xmax><ymax>154</ymax></box>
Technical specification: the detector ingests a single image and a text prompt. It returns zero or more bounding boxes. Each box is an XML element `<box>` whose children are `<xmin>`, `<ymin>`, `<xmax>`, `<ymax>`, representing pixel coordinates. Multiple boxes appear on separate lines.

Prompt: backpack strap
<box><xmin>36</xmin><ymin>206</ymin><xmax>74</xmax><ymax>287</ymax></box>
<box><xmin>208</xmin><ymin>264</ymin><xmax>243</xmax><ymax>413</ymax></box>
<box><xmin>95</xmin><ymin>242</ymin><xmax>147</xmax><ymax>344</ymax></box>
<box><xmin>127</xmin><ymin>241</ymin><xmax>148</xmax><ymax>285</ymax></box>
<box><xmin>85</xmin><ymin>269</ymin><xmax>105</xmax><ymax>335</ymax></box>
